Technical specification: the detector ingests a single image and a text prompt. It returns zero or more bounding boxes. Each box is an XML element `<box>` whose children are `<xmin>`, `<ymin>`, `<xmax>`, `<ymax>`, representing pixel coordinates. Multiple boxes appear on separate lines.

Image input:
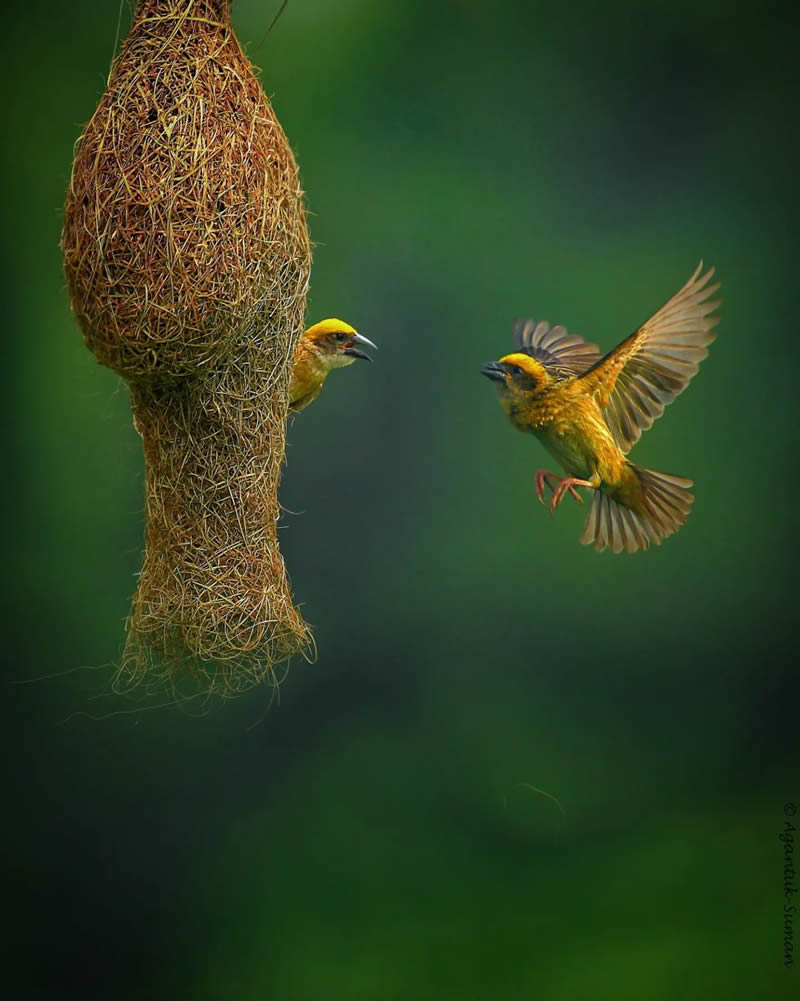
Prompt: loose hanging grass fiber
<box><xmin>61</xmin><ymin>0</ymin><xmax>313</xmax><ymax>697</ymax></box>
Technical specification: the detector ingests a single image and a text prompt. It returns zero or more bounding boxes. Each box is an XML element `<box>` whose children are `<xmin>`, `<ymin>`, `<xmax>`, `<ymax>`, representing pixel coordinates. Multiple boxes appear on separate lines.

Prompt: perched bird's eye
<box><xmin>334</xmin><ymin>331</ymin><xmax>348</xmax><ymax>342</ymax></box>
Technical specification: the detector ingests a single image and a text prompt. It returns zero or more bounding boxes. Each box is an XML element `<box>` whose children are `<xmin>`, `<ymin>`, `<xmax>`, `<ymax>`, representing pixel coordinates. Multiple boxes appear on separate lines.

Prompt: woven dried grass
<box><xmin>61</xmin><ymin>0</ymin><xmax>313</xmax><ymax>697</ymax></box>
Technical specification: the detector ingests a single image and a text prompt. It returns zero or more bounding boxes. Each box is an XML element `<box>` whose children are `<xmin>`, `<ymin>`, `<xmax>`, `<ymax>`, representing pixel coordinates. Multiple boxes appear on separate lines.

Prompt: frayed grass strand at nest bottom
<box><xmin>61</xmin><ymin>0</ymin><xmax>314</xmax><ymax>697</ymax></box>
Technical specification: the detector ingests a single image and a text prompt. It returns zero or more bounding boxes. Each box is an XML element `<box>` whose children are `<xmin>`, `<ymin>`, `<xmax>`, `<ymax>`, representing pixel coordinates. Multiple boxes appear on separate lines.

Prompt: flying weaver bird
<box><xmin>482</xmin><ymin>263</ymin><xmax>721</xmax><ymax>553</ymax></box>
<box><xmin>290</xmin><ymin>319</ymin><xmax>377</xmax><ymax>412</ymax></box>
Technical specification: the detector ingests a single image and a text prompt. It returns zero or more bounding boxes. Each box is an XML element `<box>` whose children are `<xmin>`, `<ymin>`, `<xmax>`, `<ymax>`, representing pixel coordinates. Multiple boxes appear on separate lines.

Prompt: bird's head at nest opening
<box><xmin>302</xmin><ymin>319</ymin><xmax>377</xmax><ymax>370</ymax></box>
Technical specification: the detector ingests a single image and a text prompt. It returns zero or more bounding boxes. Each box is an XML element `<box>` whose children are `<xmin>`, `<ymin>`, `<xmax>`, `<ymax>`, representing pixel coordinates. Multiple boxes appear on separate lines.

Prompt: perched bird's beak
<box><xmin>481</xmin><ymin>360</ymin><xmax>506</xmax><ymax>382</ymax></box>
<box><xmin>343</xmin><ymin>332</ymin><xmax>377</xmax><ymax>362</ymax></box>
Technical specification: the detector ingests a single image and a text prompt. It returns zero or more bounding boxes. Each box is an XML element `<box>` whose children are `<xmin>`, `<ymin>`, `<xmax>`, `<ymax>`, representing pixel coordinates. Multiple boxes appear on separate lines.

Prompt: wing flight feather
<box><xmin>576</xmin><ymin>263</ymin><xmax>720</xmax><ymax>453</ymax></box>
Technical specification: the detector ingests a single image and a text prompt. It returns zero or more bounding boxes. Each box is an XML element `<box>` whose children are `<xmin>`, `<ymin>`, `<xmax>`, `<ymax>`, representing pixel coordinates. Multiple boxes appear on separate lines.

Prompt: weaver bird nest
<box><xmin>61</xmin><ymin>0</ymin><xmax>313</xmax><ymax>697</ymax></box>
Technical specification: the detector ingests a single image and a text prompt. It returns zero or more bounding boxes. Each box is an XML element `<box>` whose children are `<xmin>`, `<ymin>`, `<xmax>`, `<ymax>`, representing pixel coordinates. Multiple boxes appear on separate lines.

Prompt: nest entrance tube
<box><xmin>61</xmin><ymin>0</ymin><xmax>313</xmax><ymax>696</ymax></box>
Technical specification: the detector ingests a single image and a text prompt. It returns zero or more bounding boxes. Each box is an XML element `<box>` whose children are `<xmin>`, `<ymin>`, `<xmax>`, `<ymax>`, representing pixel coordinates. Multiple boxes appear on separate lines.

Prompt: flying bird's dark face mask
<box><xmin>481</xmin><ymin>360</ymin><xmax>538</xmax><ymax>398</ymax></box>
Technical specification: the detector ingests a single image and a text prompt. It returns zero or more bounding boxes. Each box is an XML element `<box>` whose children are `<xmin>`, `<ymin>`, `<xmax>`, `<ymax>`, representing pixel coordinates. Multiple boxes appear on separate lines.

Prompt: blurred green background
<box><xmin>2</xmin><ymin>0</ymin><xmax>797</xmax><ymax>997</ymax></box>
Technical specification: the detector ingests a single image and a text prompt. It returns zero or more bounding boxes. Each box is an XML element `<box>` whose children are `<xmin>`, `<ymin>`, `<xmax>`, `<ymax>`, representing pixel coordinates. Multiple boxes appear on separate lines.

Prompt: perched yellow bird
<box><xmin>290</xmin><ymin>319</ymin><xmax>377</xmax><ymax>413</ymax></box>
<box><xmin>482</xmin><ymin>263</ymin><xmax>721</xmax><ymax>553</ymax></box>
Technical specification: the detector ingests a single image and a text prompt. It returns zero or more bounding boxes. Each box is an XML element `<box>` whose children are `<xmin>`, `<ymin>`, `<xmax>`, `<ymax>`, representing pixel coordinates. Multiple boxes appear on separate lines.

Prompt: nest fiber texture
<box><xmin>61</xmin><ymin>0</ymin><xmax>313</xmax><ymax>696</ymax></box>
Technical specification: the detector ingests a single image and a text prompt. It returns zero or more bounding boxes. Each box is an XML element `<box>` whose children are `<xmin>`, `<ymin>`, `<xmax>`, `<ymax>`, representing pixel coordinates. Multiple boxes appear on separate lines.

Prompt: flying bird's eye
<box><xmin>506</xmin><ymin>362</ymin><xmax>536</xmax><ymax>388</ymax></box>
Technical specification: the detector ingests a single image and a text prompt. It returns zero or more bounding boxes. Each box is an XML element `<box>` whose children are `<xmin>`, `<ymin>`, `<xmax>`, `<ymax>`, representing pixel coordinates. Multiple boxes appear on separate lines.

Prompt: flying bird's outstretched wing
<box><xmin>576</xmin><ymin>263</ymin><xmax>720</xmax><ymax>453</ymax></box>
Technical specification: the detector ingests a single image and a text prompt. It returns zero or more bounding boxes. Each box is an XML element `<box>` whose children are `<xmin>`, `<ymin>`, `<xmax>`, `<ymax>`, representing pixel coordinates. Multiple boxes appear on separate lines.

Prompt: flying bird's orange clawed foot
<box><xmin>549</xmin><ymin>476</ymin><xmax>597</xmax><ymax>513</ymax></box>
<box><xmin>535</xmin><ymin>469</ymin><xmax>584</xmax><ymax>507</ymax></box>
<box><xmin>535</xmin><ymin>469</ymin><xmax>562</xmax><ymax>504</ymax></box>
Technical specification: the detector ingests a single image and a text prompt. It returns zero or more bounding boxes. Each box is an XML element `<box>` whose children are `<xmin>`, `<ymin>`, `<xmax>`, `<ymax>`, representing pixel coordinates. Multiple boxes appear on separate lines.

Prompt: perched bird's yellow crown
<box><xmin>304</xmin><ymin>318</ymin><xmax>358</xmax><ymax>339</ymax></box>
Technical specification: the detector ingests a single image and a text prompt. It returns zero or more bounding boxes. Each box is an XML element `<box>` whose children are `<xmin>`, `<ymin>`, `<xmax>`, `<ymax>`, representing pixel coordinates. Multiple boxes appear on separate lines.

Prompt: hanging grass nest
<box><xmin>61</xmin><ymin>0</ymin><xmax>313</xmax><ymax>697</ymax></box>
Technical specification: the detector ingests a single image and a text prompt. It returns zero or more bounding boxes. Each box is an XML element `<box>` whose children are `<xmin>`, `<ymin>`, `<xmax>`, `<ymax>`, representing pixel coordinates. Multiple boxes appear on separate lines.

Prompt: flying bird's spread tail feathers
<box><xmin>580</xmin><ymin>465</ymin><xmax>694</xmax><ymax>553</ymax></box>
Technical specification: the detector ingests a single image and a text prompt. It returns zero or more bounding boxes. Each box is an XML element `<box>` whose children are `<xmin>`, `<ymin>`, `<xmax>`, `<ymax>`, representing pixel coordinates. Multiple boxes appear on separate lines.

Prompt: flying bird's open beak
<box><xmin>344</xmin><ymin>332</ymin><xmax>377</xmax><ymax>362</ymax></box>
<box><xmin>481</xmin><ymin>360</ymin><xmax>506</xmax><ymax>382</ymax></box>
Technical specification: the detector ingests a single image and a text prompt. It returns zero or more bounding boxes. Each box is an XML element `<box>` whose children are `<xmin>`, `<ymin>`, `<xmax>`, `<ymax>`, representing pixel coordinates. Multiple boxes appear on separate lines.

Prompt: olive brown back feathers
<box><xmin>290</xmin><ymin>319</ymin><xmax>377</xmax><ymax>413</ymax></box>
